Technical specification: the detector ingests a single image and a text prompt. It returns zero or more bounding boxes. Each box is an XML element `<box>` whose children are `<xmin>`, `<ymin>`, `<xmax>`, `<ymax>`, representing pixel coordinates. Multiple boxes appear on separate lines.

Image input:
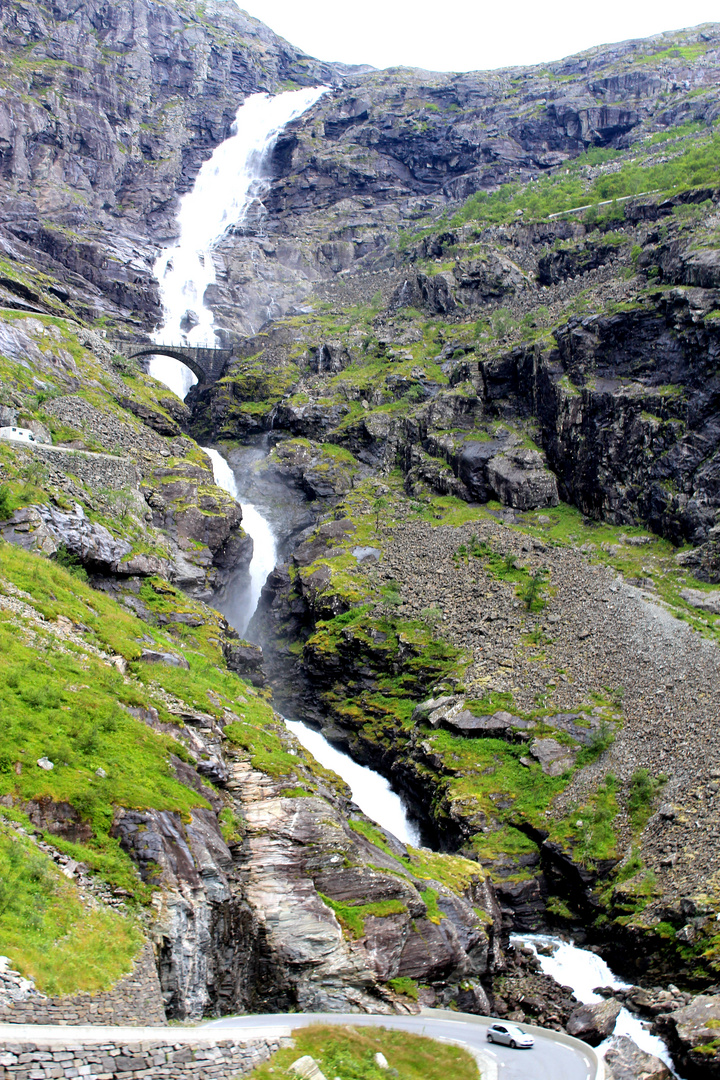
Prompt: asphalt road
<box><xmin>204</xmin><ymin>1009</ymin><xmax>600</xmax><ymax>1080</ymax></box>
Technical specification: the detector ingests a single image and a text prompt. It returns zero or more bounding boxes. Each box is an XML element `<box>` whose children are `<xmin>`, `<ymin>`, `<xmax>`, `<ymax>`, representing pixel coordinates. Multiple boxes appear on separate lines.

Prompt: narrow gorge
<box><xmin>1</xmin><ymin>3</ymin><xmax>720</xmax><ymax>1078</ymax></box>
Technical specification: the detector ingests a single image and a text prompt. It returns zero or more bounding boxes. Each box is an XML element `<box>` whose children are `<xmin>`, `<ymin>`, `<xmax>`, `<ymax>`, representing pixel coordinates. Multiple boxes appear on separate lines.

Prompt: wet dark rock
<box><xmin>223</xmin><ymin>639</ymin><xmax>266</xmax><ymax>687</ymax></box>
<box><xmin>566</xmin><ymin>999</ymin><xmax>622</xmax><ymax>1044</ymax></box>
<box><xmin>486</xmin><ymin>449</ymin><xmax>560</xmax><ymax>510</ymax></box>
<box><xmin>491</xmin><ymin>944</ymin><xmax>578</xmax><ymax>1029</ymax></box>
<box><xmin>537</xmin><ymin>243</ymin><xmax>620</xmax><ymax>285</ymax></box>
<box><xmin>390</xmin><ymin>273</ymin><xmax>457</xmax><ymax>315</ymax></box>
<box><xmin>308</xmin><ymin>343</ymin><xmax>352</xmax><ymax>374</ymax></box>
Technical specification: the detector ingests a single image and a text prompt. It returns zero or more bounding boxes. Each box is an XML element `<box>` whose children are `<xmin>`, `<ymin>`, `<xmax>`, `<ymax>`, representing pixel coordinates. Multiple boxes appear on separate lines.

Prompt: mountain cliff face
<box><xmin>1</xmin><ymin>3</ymin><xmax>720</xmax><ymax>1072</ymax></box>
<box><xmin>0</xmin><ymin>0</ymin><xmax>336</xmax><ymax>323</ymax></box>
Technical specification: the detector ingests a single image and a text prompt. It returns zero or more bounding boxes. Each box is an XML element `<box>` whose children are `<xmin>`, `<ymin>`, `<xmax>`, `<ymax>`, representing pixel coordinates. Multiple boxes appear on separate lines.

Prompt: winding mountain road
<box><xmin>204</xmin><ymin>1008</ymin><xmax>602</xmax><ymax>1080</ymax></box>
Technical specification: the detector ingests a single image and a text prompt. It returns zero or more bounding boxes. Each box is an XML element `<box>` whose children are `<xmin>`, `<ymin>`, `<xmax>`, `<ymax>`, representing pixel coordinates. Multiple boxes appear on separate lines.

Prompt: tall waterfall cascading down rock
<box><xmin>204</xmin><ymin>444</ymin><xmax>422</xmax><ymax>847</ymax></box>
<box><xmin>149</xmin><ymin>86</ymin><xmax>327</xmax><ymax>398</ymax></box>
<box><xmin>150</xmin><ymin>82</ymin><xmax>427</xmax><ymax>847</ymax></box>
<box><xmin>3</xmin><ymin>8</ymin><xmax>720</xmax><ymax>1066</ymax></box>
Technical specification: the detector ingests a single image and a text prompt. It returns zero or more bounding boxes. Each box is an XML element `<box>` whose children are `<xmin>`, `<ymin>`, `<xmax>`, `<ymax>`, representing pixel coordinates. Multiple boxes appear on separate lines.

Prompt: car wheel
<box><xmin>510</xmin><ymin>1040</ymin><xmax>517</xmax><ymax>1049</ymax></box>
<box><xmin>487</xmin><ymin>1034</ymin><xmax>493</xmax><ymax>1043</ymax></box>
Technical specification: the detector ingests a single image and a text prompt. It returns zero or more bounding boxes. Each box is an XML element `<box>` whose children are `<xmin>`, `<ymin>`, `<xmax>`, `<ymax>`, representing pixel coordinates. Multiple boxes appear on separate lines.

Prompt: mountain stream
<box><xmin>148</xmin><ymin>86</ymin><xmax>677</xmax><ymax>1068</ymax></box>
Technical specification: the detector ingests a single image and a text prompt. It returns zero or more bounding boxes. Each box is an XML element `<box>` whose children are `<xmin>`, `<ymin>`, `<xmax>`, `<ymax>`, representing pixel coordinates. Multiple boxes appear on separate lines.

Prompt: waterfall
<box><xmin>202</xmin><ymin>447</ymin><xmax>277</xmax><ymax>637</ymax></box>
<box><xmin>202</xmin><ymin>446</ymin><xmax>421</xmax><ymax>846</ymax></box>
<box><xmin>284</xmin><ymin>718</ymin><xmax>421</xmax><ymax>847</ymax></box>
<box><xmin>149</xmin><ymin>86</ymin><xmax>326</xmax><ymax>399</ymax></box>
<box><xmin>513</xmin><ymin>933</ymin><xmax>680</xmax><ymax>1073</ymax></box>
<box><xmin>152</xmin><ymin>86</ymin><xmax>680</xmax><ymax>1060</ymax></box>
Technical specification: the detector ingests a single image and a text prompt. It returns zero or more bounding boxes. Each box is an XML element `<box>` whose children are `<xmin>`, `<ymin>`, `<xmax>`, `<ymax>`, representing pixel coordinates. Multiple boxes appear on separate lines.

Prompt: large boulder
<box><xmin>223</xmin><ymin>639</ymin><xmax>266</xmax><ymax>687</ymax></box>
<box><xmin>458</xmin><ymin>443</ymin><xmax>559</xmax><ymax>509</ymax></box>
<box><xmin>2</xmin><ymin>504</ymin><xmax>131</xmax><ymax>568</ymax></box>
<box><xmin>390</xmin><ymin>272</ymin><xmax>456</xmax><ymax>315</ymax></box>
<box><xmin>603</xmin><ymin>1036</ymin><xmax>671</xmax><ymax>1080</ymax></box>
<box><xmin>655</xmin><ymin>995</ymin><xmax>720</xmax><ymax>1079</ymax></box>
<box><xmin>458</xmin><ymin>440</ymin><xmax>506</xmax><ymax>501</ymax></box>
<box><xmin>486</xmin><ymin>449</ymin><xmax>559</xmax><ymax>510</ymax></box>
<box><xmin>566</xmin><ymin>999</ymin><xmax>622</xmax><ymax>1045</ymax></box>
<box><xmin>454</xmin><ymin>251</ymin><xmax>529</xmax><ymax>303</ymax></box>
<box><xmin>528</xmin><ymin>738</ymin><xmax>578</xmax><ymax>776</ymax></box>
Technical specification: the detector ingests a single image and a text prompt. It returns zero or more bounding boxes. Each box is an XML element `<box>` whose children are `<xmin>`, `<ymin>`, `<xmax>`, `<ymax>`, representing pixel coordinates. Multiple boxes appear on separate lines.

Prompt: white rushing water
<box><xmin>148</xmin><ymin>84</ymin><xmax>422</xmax><ymax>849</ymax></box>
<box><xmin>284</xmin><ymin>718</ymin><xmax>421</xmax><ymax>848</ymax></box>
<box><xmin>203</xmin><ymin>445</ymin><xmax>422</xmax><ymax>847</ymax></box>
<box><xmin>202</xmin><ymin>447</ymin><xmax>277</xmax><ymax>636</ymax></box>
<box><xmin>149</xmin><ymin>86</ymin><xmax>326</xmax><ymax>398</ymax></box>
<box><xmin>513</xmin><ymin>933</ymin><xmax>679</xmax><ymax>1072</ymax></box>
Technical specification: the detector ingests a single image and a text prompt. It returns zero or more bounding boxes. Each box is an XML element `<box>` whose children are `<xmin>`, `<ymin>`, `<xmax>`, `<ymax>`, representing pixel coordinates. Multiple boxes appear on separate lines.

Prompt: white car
<box><xmin>486</xmin><ymin>1022</ymin><xmax>534</xmax><ymax>1049</ymax></box>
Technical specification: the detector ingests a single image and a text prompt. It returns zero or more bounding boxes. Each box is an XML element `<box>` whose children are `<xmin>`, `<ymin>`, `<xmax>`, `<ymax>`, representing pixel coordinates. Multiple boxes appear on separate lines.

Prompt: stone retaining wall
<box><xmin>0</xmin><ymin>1035</ymin><xmax>287</xmax><ymax>1079</ymax></box>
<box><xmin>34</xmin><ymin>447</ymin><xmax>140</xmax><ymax>492</ymax></box>
<box><xmin>0</xmin><ymin>946</ymin><xmax>166</xmax><ymax>1027</ymax></box>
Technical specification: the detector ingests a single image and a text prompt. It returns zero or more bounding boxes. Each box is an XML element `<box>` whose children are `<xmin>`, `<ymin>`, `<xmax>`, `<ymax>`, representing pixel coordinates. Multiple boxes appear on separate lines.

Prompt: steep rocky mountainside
<box><xmin>186</xmin><ymin>15</ymin><xmax>720</xmax><ymax>1014</ymax></box>
<box><xmin>2</xmin><ymin>3</ymin><xmax>720</xmax><ymax>1073</ymax></box>
<box><xmin>0</xmin><ymin>0</ymin><xmax>336</xmax><ymax>325</ymax></box>
<box><xmin>0</xmin><ymin>302</ymin><xmax>503</xmax><ymax>1020</ymax></box>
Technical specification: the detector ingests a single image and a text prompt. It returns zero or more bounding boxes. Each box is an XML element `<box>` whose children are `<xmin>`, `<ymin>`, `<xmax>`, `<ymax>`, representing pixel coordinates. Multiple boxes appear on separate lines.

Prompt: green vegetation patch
<box><xmin>319</xmin><ymin>892</ymin><xmax>408</xmax><ymax>939</ymax></box>
<box><xmin>349</xmin><ymin>818</ymin><xmax>485</xmax><ymax>896</ymax></box>
<box><xmin>0</xmin><ymin>815</ymin><xmax>142</xmax><ymax>994</ymax></box>
<box><xmin>224</xmin><ymin>718</ymin><xmax>301</xmax><ymax>777</ymax></box>
<box><xmin>246</xmin><ymin>1023</ymin><xmax>479</xmax><ymax>1080</ymax></box>
<box><xmin>452</xmin><ymin>130</ymin><xmax>720</xmax><ymax>225</ymax></box>
<box><xmin>628</xmin><ymin>768</ymin><xmax>667</xmax><ymax>831</ymax></box>
<box><xmin>387</xmin><ymin>976</ymin><xmax>419</xmax><ymax>1000</ymax></box>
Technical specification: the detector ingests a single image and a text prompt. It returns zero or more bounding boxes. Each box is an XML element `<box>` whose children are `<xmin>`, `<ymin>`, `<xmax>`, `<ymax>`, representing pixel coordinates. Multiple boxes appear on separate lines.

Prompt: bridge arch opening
<box><xmin>129</xmin><ymin>348</ymin><xmax>199</xmax><ymax>401</ymax></box>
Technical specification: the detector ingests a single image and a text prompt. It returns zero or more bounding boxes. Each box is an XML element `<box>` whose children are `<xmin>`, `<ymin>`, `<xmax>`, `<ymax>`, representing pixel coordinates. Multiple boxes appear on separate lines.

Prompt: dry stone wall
<box><xmin>34</xmin><ymin>447</ymin><xmax>140</xmax><ymax>493</ymax></box>
<box><xmin>0</xmin><ymin>945</ymin><xmax>165</xmax><ymax>1027</ymax></box>
<box><xmin>0</xmin><ymin>1034</ymin><xmax>288</xmax><ymax>1080</ymax></box>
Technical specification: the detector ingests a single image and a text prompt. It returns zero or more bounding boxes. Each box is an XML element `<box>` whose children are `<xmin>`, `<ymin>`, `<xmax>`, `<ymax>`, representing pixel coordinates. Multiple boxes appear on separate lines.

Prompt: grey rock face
<box><xmin>656</xmin><ymin>995</ymin><xmax>720</xmax><ymax>1079</ymax></box>
<box><xmin>486</xmin><ymin>449</ymin><xmax>560</xmax><ymax>510</ymax></box>
<box><xmin>566</xmin><ymin>999</ymin><xmax>622</xmax><ymax>1044</ymax></box>
<box><xmin>0</xmin><ymin>0</ymin><xmax>336</xmax><ymax>324</ymax></box>
<box><xmin>223</xmin><ymin>639</ymin><xmax>266</xmax><ymax>686</ymax></box>
<box><xmin>104</xmin><ymin>698</ymin><xmax>502</xmax><ymax>1020</ymax></box>
<box><xmin>603</xmin><ymin>1035</ymin><xmax>671</xmax><ymax>1080</ymax></box>
<box><xmin>2</xmin><ymin>504</ymin><xmax>131</xmax><ymax>568</ymax></box>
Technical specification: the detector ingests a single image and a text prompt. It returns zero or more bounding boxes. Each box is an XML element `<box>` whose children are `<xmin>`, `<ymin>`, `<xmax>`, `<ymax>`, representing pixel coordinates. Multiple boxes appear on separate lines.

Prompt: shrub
<box><xmin>628</xmin><ymin>768</ymin><xmax>666</xmax><ymax>830</ymax></box>
<box><xmin>521</xmin><ymin>569</ymin><xmax>547</xmax><ymax>611</ymax></box>
<box><xmin>54</xmin><ymin>544</ymin><xmax>89</xmax><ymax>582</ymax></box>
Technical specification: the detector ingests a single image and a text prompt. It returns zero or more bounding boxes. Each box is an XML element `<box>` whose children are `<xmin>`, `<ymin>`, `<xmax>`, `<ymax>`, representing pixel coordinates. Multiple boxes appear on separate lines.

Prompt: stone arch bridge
<box><xmin>114</xmin><ymin>342</ymin><xmax>234</xmax><ymax>387</ymax></box>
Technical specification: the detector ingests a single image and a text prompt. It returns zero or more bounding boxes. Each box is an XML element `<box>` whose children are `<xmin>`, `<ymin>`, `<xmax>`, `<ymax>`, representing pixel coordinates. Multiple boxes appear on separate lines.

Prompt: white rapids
<box><xmin>513</xmin><ymin>933</ymin><xmax>680</xmax><ymax>1073</ymax></box>
<box><xmin>202</xmin><ymin>446</ymin><xmax>421</xmax><ymax>847</ymax></box>
<box><xmin>149</xmin><ymin>86</ymin><xmax>326</xmax><ymax>398</ymax></box>
<box><xmin>284</xmin><ymin>717</ymin><xmax>421</xmax><ymax>848</ymax></box>
<box><xmin>202</xmin><ymin>447</ymin><xmax>276</xmax><ymax>637</ymax></box>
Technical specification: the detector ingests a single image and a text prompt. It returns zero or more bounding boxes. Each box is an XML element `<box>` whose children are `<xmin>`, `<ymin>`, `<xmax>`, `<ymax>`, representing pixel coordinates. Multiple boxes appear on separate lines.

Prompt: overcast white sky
<box><xmin>238</xmin><ymin>0</ymin><xmax>719</xmax><ymax>72</ymax></box>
